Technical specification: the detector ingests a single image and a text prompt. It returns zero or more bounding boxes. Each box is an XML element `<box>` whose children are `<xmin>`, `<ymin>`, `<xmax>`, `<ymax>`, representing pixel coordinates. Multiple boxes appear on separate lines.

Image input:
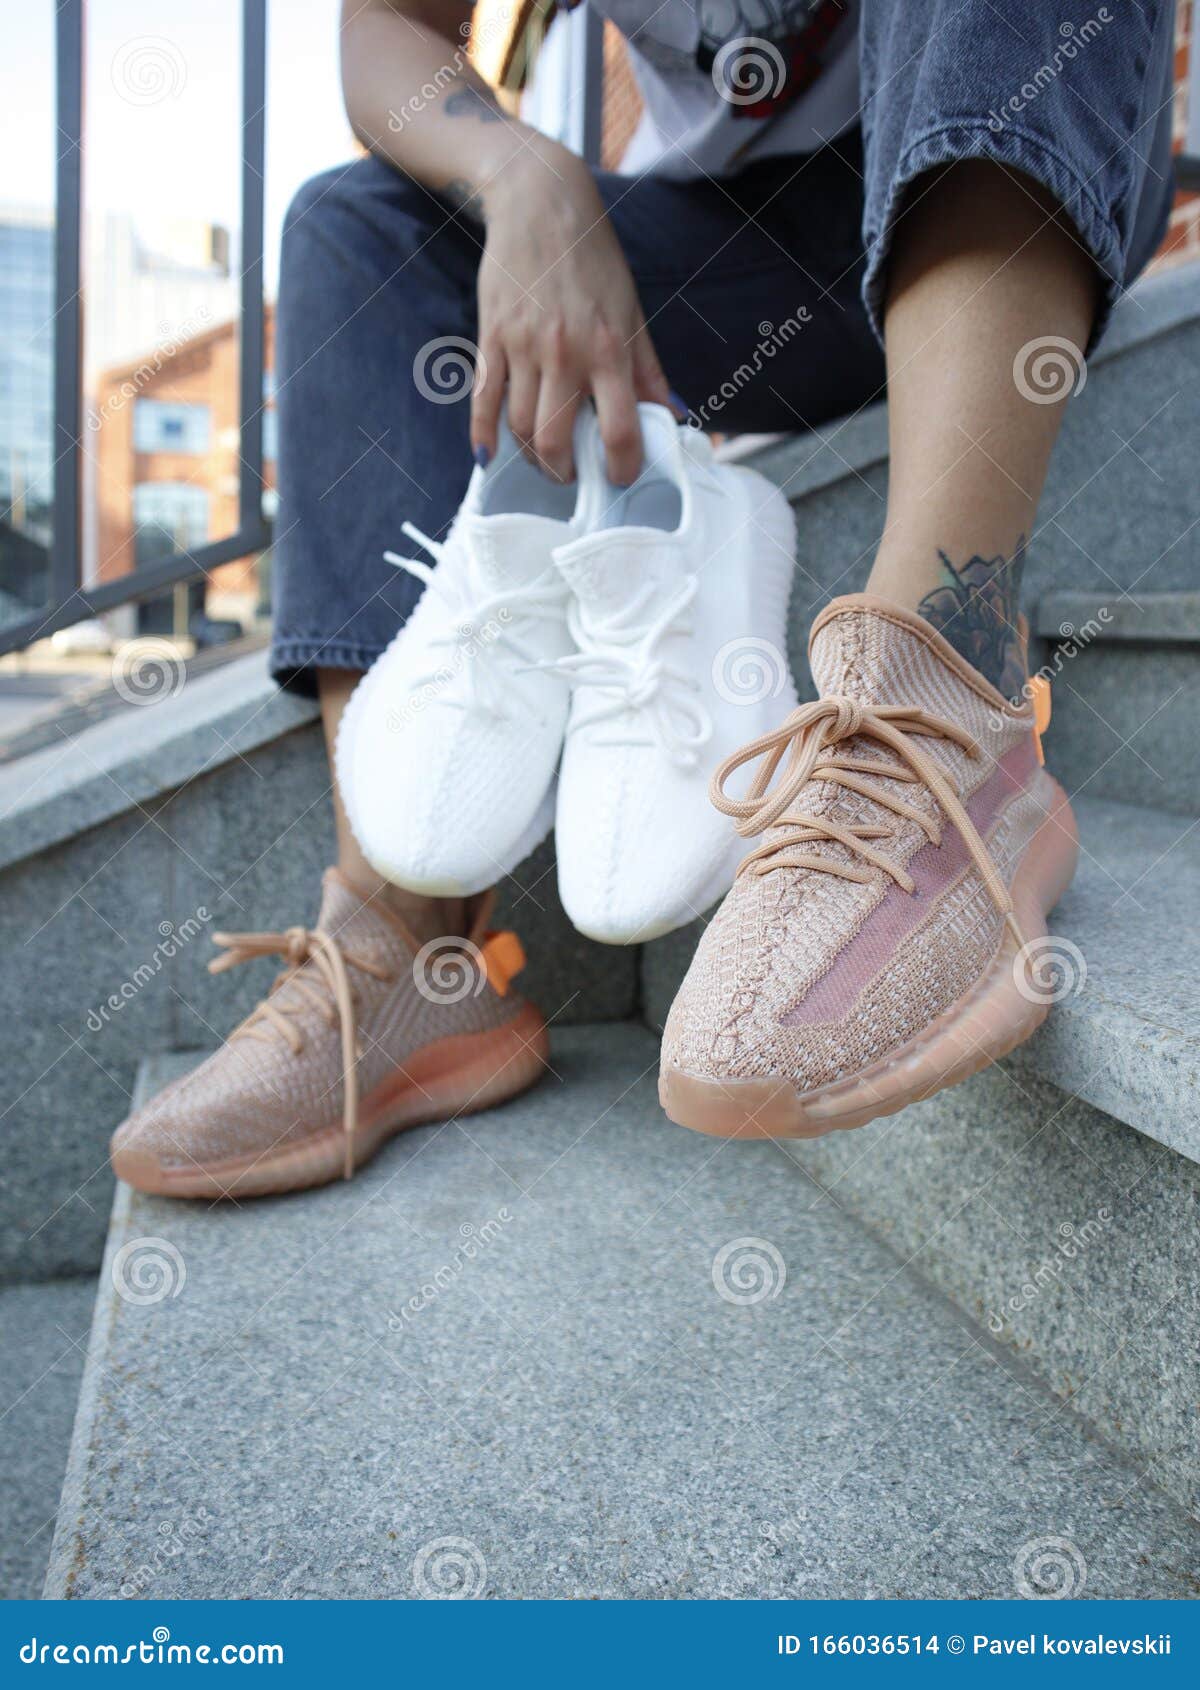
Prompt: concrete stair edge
<box><xmin>44</xmin><ymin>1034</ymin><xmax>1200</xmax><ymax>1599</ymax></box>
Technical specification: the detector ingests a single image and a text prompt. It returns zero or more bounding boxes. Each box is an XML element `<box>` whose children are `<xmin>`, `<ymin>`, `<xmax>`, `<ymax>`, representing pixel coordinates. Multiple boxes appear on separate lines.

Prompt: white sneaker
<box><xmin>550</xmin><ymin>404</ymin><xmax>799</xmax><ymax>943</ymax></box>
<box><xmin>336</xmin><ymin>413</ymin><xmax>592</xmax><ymax>896</ymax></box>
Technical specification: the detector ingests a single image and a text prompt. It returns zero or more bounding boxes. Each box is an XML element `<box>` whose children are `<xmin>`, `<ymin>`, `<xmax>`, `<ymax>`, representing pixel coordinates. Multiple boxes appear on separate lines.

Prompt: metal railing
<box><xmin>0</xmin><ymin>0</ymin><xmax>269</xmax><ymax>657</ymax></box>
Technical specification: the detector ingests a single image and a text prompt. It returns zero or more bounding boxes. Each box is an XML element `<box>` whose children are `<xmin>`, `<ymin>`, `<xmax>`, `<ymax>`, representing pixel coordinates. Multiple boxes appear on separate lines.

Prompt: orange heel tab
<box><xmin>481</xmin><ymin>930</ymin><xmax>526</xmax><ymax>997</ymax></box>
<box><xmin>1028</xmin><ymin>674</ymin><xmax>1051</xmax><ymax>766</ymax></box>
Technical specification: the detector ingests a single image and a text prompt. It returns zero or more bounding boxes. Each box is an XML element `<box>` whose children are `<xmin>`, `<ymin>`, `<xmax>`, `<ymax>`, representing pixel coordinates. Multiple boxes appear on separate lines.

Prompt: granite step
<box><xmin>0</xmin><ymin>1277</ymin><xmax>97</xmax><ymax>1597</ymax></box>
<box><xmin>46</xmin><ymin>1027</ymin><xmax>1200</xmax><ymax>1600</ymax></box>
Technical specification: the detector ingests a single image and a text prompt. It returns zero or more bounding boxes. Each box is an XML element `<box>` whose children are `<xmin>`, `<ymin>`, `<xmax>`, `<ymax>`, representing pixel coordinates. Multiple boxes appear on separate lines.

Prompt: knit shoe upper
<box><xmin>661</xmin><ymin>594</ymin><xmax>1056</xmax><ymax>1094</ymax></box>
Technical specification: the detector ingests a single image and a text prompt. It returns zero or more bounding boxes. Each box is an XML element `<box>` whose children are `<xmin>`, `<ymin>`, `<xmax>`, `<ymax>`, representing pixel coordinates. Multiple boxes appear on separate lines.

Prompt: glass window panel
<box><xmin>82</xmin><ymin>2</ymin><xmax>242</xmax><ymax>596</ymax></box>
<box><xmin>0</xmin><ymin>1</ymin><xmax>57</xmax><ymax>631</ymax></box>
<box><xmin>133</xmin><ymin>398</ymin><xmax>212</xmax><ymax>455</ymax></box>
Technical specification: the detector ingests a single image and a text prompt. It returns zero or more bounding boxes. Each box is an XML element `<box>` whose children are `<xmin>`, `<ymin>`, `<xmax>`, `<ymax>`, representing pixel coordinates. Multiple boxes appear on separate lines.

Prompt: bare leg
<box><xmin>317</xmin><ymin>668</ymin><xmax>469</xmax><ymax>944</ymax></box>
<box><xmin>867</xmin><ymin>161</ymin><xmax>1097</xmax><ymax>701</ymax></box>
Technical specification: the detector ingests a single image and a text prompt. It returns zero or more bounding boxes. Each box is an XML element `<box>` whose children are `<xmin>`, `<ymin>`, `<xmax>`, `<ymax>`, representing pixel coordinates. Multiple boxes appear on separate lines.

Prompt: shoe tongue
<box><xmin>456</xmin><ymin>512</ymin><xmax>567</xmax><ymax>592</ymax></box>
<box><xmin>315</xmin><ymin>871</ymin><xmax>410</xmax><ymax>964</ymax></box>
<box><xmin>793</xmin><ymin>596</ymin><xmax>1005</xmax><ymax>869</ymax></box>
<box><xmin>809</xmin><ymin>595</ymin><xmax>976</xmax><ymax>716</ymax></box>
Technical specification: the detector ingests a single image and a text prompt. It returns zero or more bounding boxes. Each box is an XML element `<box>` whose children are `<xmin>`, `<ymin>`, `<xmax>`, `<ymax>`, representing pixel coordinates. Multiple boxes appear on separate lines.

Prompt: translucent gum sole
<box><xmin>112</xmin><ymin>1003</ymin><xmax>549</xmax><ymax>1199</ymax></box>
<box><xmin>659</xmin><ymin>780</ymin><xmax>1080</xmax><ymax>1140</ymax></box>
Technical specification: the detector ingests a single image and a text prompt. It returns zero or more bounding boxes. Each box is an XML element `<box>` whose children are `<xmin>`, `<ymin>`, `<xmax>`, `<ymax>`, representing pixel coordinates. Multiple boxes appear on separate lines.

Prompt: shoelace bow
<box><xmin>385</xmin><ymin>523</ymin><xmax>568</xmax><ymax>718</ymax></box>
<box><xmin>538</xmin><ymin>575</ymin><xmax>711</xmax><ymax>767</ymax></box>
<box><xmin>209</xmin><ymin>925</ymin><xmax>394</xmax><ymax>1179</ymax></box>
<box><xmin>710</xmin><ymin>696</ymin><xmax>1026</xmax><ymax>948</ymax></box>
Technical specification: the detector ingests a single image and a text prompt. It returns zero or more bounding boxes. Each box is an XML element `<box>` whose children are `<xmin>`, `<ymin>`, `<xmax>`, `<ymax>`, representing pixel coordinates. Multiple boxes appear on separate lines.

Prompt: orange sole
<box><xmin>114</xmin><ymin>1002</ymin><xmax>549</xmax><ymax>1200</ymax></box>
<box><xmin>659</xmin><ymin>779</ymin><xmax>1080</xmax><ymax>1140</ymax></box>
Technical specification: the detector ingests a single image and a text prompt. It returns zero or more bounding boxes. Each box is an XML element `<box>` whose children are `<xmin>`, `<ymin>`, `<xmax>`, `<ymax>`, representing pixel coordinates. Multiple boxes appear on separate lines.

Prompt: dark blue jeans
<box><xmin>270</xmin><ymin>0</ymin><xmax>1174</xmax><ymax>694</ymax></box>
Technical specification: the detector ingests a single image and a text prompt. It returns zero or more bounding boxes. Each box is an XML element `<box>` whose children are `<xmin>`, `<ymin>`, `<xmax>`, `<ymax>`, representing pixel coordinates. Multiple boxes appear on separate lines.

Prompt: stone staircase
<box><xmin>4</xmin><ymin>266</ymin><xmax>1200</xmax><ymax>1599</ymax></box>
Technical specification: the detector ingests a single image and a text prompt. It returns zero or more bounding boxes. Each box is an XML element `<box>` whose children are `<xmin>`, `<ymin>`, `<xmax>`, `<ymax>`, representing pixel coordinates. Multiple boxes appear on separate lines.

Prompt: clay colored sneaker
<box><xmin>659</xmin><ymin>593</ymin><xmax>1078</xmax><ymax>1138</ymax></box>
<box><xmin>111</xmin><ymin>871</ymin><xmax>548</xmax><ymax>1198</ymax></box>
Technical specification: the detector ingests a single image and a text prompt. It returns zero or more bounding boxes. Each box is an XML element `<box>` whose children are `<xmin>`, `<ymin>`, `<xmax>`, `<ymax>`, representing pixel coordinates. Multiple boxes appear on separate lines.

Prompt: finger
<box><xmin>470</xmin><ymin>339</ymin><xmax>506</xmax><ymax>468</ymax></box>
<box><xmin>533</xmin><ymin>373</ymin><xmax>582</xmax><ymax>482</ymax></box>
<box><xmin>631</xmin><ymin>323</ymin><xmax>672</xmax><ymax>409</ymax></box>
<box><xmin>591</xmin><ymin>365</ymin><xmax>642</xmax><ymax>486</ymax></box>
<box><xmin>506</xmin><ymin>355</ymin><xmax>539</xmax><ymax>460</ymax></box>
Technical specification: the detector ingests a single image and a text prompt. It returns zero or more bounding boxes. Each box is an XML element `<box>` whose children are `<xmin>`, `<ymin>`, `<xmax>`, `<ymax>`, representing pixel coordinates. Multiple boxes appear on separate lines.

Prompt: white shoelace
<box><xmin>385</xmin><ymin>521</ymin><xmax>568</xmax><ymax>719</ymax></box>
<box><xmin>538</xmin><ymin>575</ymin><xmax>712</xmax><ymax>768</ymax></box>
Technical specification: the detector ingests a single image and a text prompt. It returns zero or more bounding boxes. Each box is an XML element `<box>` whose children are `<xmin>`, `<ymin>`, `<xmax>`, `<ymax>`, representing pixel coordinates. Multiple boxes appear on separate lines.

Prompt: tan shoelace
<box><xmin>710</xmin><ymin>696</ymin><xmax>1026</xmax><ymax>947</ymax></box>
<box><xmin>209</xmin><ymin>926</ymin><xmax>394</xmax><ymax>1179</ymax></box>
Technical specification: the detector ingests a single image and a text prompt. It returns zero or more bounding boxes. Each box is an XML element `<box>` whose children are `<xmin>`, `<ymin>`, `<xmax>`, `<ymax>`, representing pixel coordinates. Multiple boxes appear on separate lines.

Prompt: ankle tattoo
<box><xmin>916</xmin><ymin>539</ymin><xmax>1027</xmax><ymax>702</ymax></box>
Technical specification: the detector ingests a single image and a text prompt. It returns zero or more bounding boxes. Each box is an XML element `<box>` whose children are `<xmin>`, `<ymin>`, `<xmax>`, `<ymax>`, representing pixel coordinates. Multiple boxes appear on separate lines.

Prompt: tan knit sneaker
<box><xmin>659</xmin><ymin>594</ymin><xmax>1078</xmax><ymax>1139</ymax></box>
<box><xmin>111</xmin><ymin>870</ymin><xmax>548</xmax><ymax>1197</ymax></box>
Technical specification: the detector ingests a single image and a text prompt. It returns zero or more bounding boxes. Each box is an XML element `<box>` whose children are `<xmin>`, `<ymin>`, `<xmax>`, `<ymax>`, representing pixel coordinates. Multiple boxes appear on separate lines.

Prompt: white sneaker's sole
<box><xmin>659</xmin><ymin>780</ymin><xmax>1080</xmax><ymax>1138</ymax></box>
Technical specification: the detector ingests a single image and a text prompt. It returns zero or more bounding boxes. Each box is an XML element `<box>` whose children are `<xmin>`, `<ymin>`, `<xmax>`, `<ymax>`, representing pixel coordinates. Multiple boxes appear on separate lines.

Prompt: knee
<box><xmin>281</xmin><ymin>158</ymin><xmax>378</xmax><ymax>251</ymax></box>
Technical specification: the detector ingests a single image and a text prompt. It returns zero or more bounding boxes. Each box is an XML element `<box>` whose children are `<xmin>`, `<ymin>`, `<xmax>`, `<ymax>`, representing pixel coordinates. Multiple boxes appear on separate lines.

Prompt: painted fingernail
<box><xmin>473</xmin><ymin>444</ymin><xmax>490</xmax><ymax>469</ymax></box>
<box><xmin>667</xmin><ymin>389</ymin><xmax>689</xmax><ymax>419</ymax></box>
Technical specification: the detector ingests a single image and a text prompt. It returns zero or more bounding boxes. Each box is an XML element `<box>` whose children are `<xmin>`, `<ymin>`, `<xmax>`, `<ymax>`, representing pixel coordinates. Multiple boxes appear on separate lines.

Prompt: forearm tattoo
<box><xmin>444</xmin><ymin>83</ymin><xmax>503</xmax><ymax>123</ymax></box>
<box><xmin>916</xmin><ymin>539</ymin><xmax>1027</xmax><ymax>703</ymax></box>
